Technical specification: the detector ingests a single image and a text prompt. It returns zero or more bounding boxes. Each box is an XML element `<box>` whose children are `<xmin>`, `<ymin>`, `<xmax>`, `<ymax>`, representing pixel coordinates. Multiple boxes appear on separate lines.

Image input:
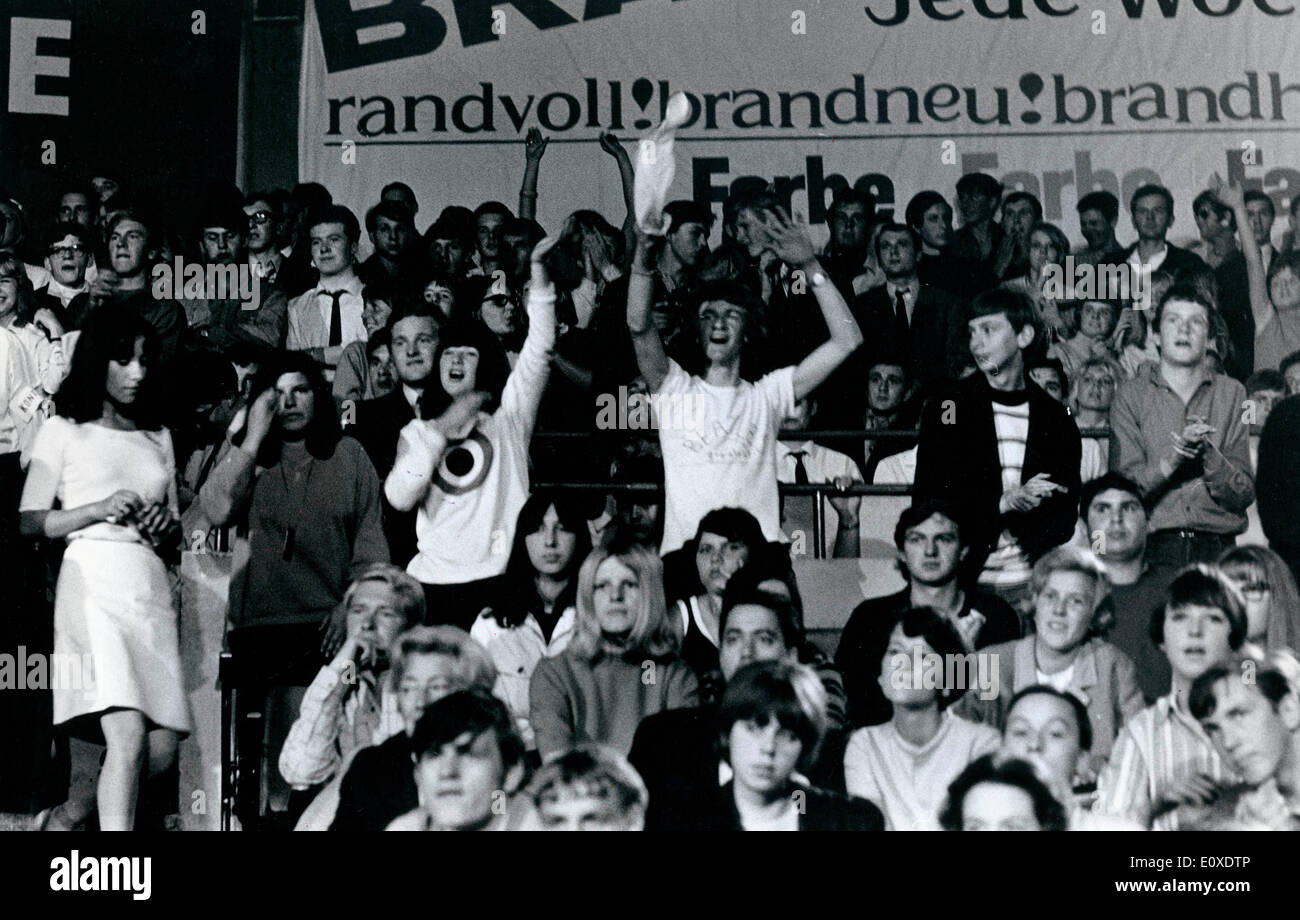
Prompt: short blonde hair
<box><xmin>569</xmin><ymin>541</ymin><xmax>680</xmax><ymax>661</ymax></box>
<box><xmin>342</xmin><ymin>563</ymin><xmax>426</xmax><ymax>628</ymax></box>
<box><xmin>1030</xmin><ymin>546</ymin><xmax>1114</xmax><ymax>637</ymax></box>
<box><xmin>388</xmin><ymin>625</ymin><xmax>498</xmax><ymax>693</ymax></box>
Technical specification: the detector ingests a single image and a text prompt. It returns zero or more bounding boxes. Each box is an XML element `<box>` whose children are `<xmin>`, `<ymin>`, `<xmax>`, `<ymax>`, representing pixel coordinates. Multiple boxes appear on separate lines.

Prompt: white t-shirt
<box><xmin>656</xmin><ymin>359</ymin><xmax>796</xmax><ymax>554</ymax></box>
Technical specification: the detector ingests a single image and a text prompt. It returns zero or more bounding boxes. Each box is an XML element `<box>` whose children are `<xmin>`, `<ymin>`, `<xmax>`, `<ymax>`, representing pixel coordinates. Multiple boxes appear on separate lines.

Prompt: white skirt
<box><xmin>53</xmin><ymin>539</ymin><xmax>192</xmax><ymax>735</ymax></box>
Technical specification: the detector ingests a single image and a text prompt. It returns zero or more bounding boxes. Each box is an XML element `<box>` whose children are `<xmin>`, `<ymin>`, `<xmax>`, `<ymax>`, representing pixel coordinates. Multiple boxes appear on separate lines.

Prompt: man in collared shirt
<box><xmin>1187</xmin><ymin>647</ymin><xmax>1300</xmax><ymax>831</ymax></box>
<box><xmin>244</xmin><ymin>193</ymin><xmax>283</xmax><ymax>286</ymax></box>
<box><xmin>287</xmin><ymin>205</ymin><xmax>367</xmax><ymax>378</ymax></box>
<box><xmin>1108</xmin><ymin>285</ymin><xmax>1254</xmax><ymax>570</ymax></box>
<box><xmin>1095</xmin><ymin>565</ymin><xmax>1247</xmax><ymax>829</ymax></box>
<box><xmin>775</xmin><ymin>395</ymin><xmax>862</xmax><ymax>558</ymax></box>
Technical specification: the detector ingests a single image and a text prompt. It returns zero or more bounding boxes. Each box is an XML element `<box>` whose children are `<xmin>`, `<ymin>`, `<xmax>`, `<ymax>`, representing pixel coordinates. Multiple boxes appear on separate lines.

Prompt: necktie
<box><xmin>789</xmin><ymin>450</ymin><xmax>810</xmax><ymax>485</ymax></box>
<box><xmin>894</xmin><ymin>288</ymin><xmax>910</xmax><ymax>336</ymax></box>
<box><xmin>326</xmin><ymin>290</ymin><xmax>345</xmax><ymax>346</ymax></box>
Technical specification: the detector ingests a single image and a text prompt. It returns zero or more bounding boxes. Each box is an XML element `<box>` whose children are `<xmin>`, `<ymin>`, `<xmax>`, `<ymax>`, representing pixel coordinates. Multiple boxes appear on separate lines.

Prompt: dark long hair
<box><xmin>421</xmin><ymin>318</ymin><xmax>511</xmax><ymax>419</ymax></box>
<box><xmin>243</xmin><ymin>350</ymin><xmax>341</xmax><ymax>465</ymax></box>
<box><xmin>58</xmin><ymin>302</ymin><xmax>165</xmax><ymax>430</ymax></box>
<box><xmin>488</xmin><ymin>490</ymin><xmax>592</xmax><ymax>629</ymax></box>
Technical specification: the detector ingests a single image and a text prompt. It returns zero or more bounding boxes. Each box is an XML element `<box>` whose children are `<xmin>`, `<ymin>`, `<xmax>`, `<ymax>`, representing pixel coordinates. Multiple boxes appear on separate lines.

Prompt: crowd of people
<box><xmin>1</xmin><ymin>131</ymin><xmax>1299</xmax><ymax>832</ymax></box>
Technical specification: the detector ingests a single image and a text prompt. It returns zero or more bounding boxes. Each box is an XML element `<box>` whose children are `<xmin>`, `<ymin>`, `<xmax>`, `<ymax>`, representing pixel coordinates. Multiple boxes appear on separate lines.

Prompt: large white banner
<box><xmin>300</xmin><ymin>0</ymin><xmax>1300</xmax><ymax>246</ymax></box>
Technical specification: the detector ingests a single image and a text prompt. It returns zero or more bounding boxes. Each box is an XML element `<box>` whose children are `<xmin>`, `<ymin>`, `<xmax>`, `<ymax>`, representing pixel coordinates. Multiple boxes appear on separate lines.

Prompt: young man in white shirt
<box><xmin>627</xmin><ymin>208</ymin><xmax>863</xmax><ymax>555</ymax></box>
<box><xmin>287</xmin><ymin>205</ymin><xmax>367</xmax><ymax>377</ymax></box>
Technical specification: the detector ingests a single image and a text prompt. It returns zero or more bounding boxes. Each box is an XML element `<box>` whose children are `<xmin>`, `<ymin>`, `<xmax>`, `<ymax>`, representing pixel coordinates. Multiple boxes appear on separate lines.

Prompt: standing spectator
<box><xmin>846</xmin><ymin>222</ymin><xmax>965</xmax><ymax>396</ymax></box>
<box><xmin>1074</xmin><ymin>191</ymin><xmax>1124</xmax><ymax>266</ymax></box>
<box><xmin>1001</xmin><ymin>221</ymin><xmax>1073</xmax><ymax>342</ymax></box>
<box><xmin>244</xmin><ymin>192</ymin><xmax>284</xmax><ymax>286</ymax></box>
<box><xmin>470</xmin><ymin>202</ymin><xmax>513</xmax><ymax>278</ymax></box>
<box><xmin>385</xmin><ymin>237</ymin><xmax>558</xmax><ymax>629</ymax></box>
<box><xmin>528</xmin><ymin>540</ymin><xmax>698</xmax><ymax>760</ymax></box>
<box><xmin>1079</xmin><ymin>473</ymin><xmax>1175</xmax><ymax>702</ymax></box>
<box><xmin>1257</xmin><ymin>392</ymin><xmax>1300</xmax><ymax>588</ymax></box>
<box><xmin>36</xmin><ymin>222</ymin><xmax>93</xmax><ymax>323</ymax></box>
<box><xmin>470</xmin><ymin>492</ymin><xmax>592</xmax><ymax>753</ymax></box>
<box><xmin>906</xmin><ymin>190</ymin><xmax>972</xmax><ymax>296</ymax></box>
<box><xmin>949</xmin><ymin>173</ymin><xmax>1005</xmax><ymax>284</ymax></box>
<box><xmin>821</xmin><ymin>188</ymin><xmax>880</xmax><ymax>298</ymax></box>
<box><xmin>1108</xmin><ymin>285</ymin><xmax>1254</xmax><ymax>569</ymax></box>
<box><xmin>286</xmin><ymin>205</ymin><xmax>367</xmax><ymax>377</ymax></box>
<box><xmin>357</xmin><ymin>200</ymin><xmax>416</xmax><ymax>288</ymax></box>
<box><xmin>915</xmin><ymin>288</ymin><xmax>1081</xmax><ymax>609</ymax></box>
<box><xmin>627</xmin><ymin>208</ymin><xmax>862</xmax><ymax>555</ymax></box>
<box><xmin>1122</xmin><ymin>184</ymin><xmax>1208</xmax><ymax>282</ymax></box>
<box><xmin>19</xmin><ymin>306</ymin><xmax>188</xmax><ymax>831</ymax></box>
<box><xmin>1186</xmin><ymin>190</ymin><xmax>1238</xmax><ymax>270</ymax></box>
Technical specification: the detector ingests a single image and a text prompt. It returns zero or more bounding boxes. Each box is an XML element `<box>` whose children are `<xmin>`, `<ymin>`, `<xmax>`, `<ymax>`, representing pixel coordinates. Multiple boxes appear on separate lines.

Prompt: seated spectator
<box><xmin>244</xmin><ymin>192</ymin><xmax>284</xmax><ymax>286</ymax></box>
<box><xmin>906</xmin><ymin>190</ymin><xmax>974</xmax><ymax>296</ymax></box>
<box><xmin>279</xmin><ymin>564</ymin><xmax>425</xmax><ymax>791</ymax></box>
<box><xmin>331</xmin><ymin>291</ymin><xmax>396</xmax><ymax>413</ymax></box>
<box><xmin>518</xmin><ymin>744</ymin><xmax>648</xmax><ymax>831</ymax></box>
<box><xmin>471</xmin><ymin>491</ymin><xmax>592</xmax><ymax>753</ymax></box>
<box><xmin>713</xmin><ymin>660</ymin><xmax>884</xmax><ymax>831</ymax></box>
<box><xmin>675</xmin><ymin>508</ymin><xmax>767</xmax><ymax>683</ymax></box>
<box><xmin>1050</xmin><ymin>298</ymin><xmax>1126</xmax><ymax>384</ymax></box>
<box><xmin>843</xmin><ymin>607</ymin><xmax>1002</xmax><ymax>829</ymax></box>
<box><xmin>956</xmin><ymin>547</ymin><xmax>1144</xmax><ymax>775</ymax></box>
<box><xmin>423</xmin><ymin>211</ymin><xmax>475</xmax><ymax>280</ymax></box>
<box><xmin>331</xmin><ymin>625</ymin><xmax>499</xmax><ymax>830</ymax></box>
<box><xmin>1070</xmin><ymin>356</ymin><xmax>1123</xmax><ymax>481</ymax></box>
<box><xmin>1187</xmin><ymin>647</ymin><xmax>1300</xmax><ymax>830</ymax></box>
<box><xmin>1281</xmin><ymin>349</ymin><xmax>1300</xmax><ymax>396</ymax></box>
<box><xmin>528</xmin><ymin>539</ymin><xmax>698</xmax><ymax>760</ymax></box>
<box><xmin>1095</xmin><ymin>565</ymin><xmax>1248</xmax><ymax>829</ymax></box>
<box><xmin>838</xmin><ymin>501</ymin><xmax>1021</xmax><ymax>726</ymax></box>
<box><xmin>386</xmin><ymin>690</ymin><xmax>527</xmax><ymax>831</ymax></box>
<box><xmin>357</xmin><ymin>200</ymin><xmax>417</xmax><ymax>288</ymax></box>
<box><xmin>938</xmin><ymin>754</ymin><xmax>1068</xmax><ymax>831</ymax></box>
<box><xmin>856</xmin><ymin>355</ymin><xmax>922</xmax><ymax>484</ymax></box>
<box><xmin>1079</xmin><ymin>473</ymin><xmax>1175</xmax><ymax>701</ymax></box>
<box><xmin>1216</xmin><ymin>545</ymin><xmax>1300</xmax><ymax>651</ymax></box>
<box><xmin>0</xmin><ymin>251</ymin><xmax>67</xmax><ymax>460</ymax></box>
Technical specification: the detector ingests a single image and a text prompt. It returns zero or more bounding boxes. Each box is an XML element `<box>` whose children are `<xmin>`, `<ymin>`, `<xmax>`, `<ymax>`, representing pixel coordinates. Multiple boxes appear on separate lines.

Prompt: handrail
<box><xmin>535</xmin><ymin>427</ymin><xmax>1113</xmax><ymax>441</ymax></box>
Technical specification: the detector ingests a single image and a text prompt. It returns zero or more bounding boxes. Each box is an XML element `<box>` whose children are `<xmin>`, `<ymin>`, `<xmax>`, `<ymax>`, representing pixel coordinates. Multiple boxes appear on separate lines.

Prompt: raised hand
<box><xmin>432</xmin><ymin>390</ymin><xmax>490</xmax><ymax>439</ymax></box>
<box><xmin>759</xmin><ymin>207</ymin><xmax>817</xmax><ymax>267</ymax></box>
<box><xmin>1210</xmin><ymin>173</ymin><xmax>1245</xmax><ymax>210</ymax></box>
<box><xmin>524</xmin><ymin>127</ymin><xmax>549</xmax><ymax>163</ymax></box>
<box><xmin>598</xmin><ymin>131</ymin><xmax>629</xmax><ymax>161</ymax></box>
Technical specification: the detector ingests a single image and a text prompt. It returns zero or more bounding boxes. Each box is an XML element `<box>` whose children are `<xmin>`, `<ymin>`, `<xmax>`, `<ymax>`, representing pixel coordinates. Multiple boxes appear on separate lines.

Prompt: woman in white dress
<box><xmin>20</xmin><ymin>304</ymin><xmax>189</xmax><ymax>831</ymax></box>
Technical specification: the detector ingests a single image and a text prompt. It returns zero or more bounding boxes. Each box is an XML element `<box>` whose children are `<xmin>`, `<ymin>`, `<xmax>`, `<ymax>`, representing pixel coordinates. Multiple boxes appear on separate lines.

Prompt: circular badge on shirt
<box><xmin>432</xmin><ymin>429</ymin><xmax>494</xmax><ymax>495</ymax></box>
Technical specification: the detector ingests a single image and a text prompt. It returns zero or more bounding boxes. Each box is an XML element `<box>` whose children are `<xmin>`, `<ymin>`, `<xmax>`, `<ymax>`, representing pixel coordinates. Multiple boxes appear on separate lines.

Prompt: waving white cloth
<box><xmin>634</xmin><ymin>92</ymin><xmax>692</xmax><ymax>236</ymax></box>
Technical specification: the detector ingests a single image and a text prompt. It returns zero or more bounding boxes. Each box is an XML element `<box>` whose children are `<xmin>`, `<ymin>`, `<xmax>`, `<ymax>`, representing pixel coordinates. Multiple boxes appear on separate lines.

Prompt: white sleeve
<box><xmin>655</xmin><ymin>358</ymin><xmax>691</xmax><ymax>396</ymax></box>
<box><xmin>19</xmin><ymin>417</ymin><xmax>68</xmax><ymax>511</ymax></box>
<box><xmin>497</xmin><ymin>281</ymin><xmax>556</xmax><ymax>437</ymax></box>
<box><xmin>759</xmin><ymin>365</ymin><xmax>797</xmax><ymax>421</ymax></box>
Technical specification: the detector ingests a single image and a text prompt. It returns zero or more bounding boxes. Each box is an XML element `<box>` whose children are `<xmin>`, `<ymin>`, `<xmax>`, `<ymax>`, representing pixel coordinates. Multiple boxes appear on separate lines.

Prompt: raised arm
<box><xmin>197</xmin><ymin>388</ymin><xmax>278</xmax><ymax>527</ymax></box>
<box><xmin>498</xmin><ymin>236</ymin><xmax>558</xmax><ymax>435</ymax></box>
<box><xmin>1215</xmin><ymin>177</ymin><xmax>1272</xmax><ymax>335</ymax></box>
<box><xmin>756</xmin><ymin>209</ymin><xmax>862</xmax><ymax>400</ymax></box>
<box><xmin>599</xmin><ymin>132</ymin><xmax>637</xmax><ymax>270</ymax></box>
<box><xmin>519</xmin><ymin>128</ymin><xmax>547</xmax><ymax>222</ymax></box>
<box><xmin>626</xmin><ymin>231</ymin><xmax>670</xmax><ymax>392</ymax></box>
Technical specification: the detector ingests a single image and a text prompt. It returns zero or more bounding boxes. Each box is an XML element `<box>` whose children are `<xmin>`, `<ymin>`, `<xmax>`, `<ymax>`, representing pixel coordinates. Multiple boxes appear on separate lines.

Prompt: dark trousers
<box><xmin>421</xmin><ymin>577</ymin><xmax>502</xmax><ymax>631</ymax></box>
<box><xmin>1145</xmin><ymin>530</ymin><xmax>1235</xmax><ymax>572</ymax></box>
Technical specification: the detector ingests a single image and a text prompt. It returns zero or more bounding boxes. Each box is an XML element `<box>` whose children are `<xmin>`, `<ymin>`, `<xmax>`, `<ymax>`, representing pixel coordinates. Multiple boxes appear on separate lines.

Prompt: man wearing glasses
<box><xmin>244</xmin><ymin>193</ymin><xmax>283</xmax><ymax>285</ymax></box>
<box><xmin>38</xmin><ymin>222</ymin><xmax>94</xmax><ymax>322</ymax></box>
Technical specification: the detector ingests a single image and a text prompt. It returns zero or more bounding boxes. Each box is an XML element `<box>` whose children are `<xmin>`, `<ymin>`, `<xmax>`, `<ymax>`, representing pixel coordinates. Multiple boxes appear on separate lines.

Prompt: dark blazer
<box><xmin>914</xmin><ymin>372</ymin><xmax>1081</xmax><ymax>577</ymax></box>
<box><xmin>714</xmin><ymin>781</ymin><xmax>884</xmax><ymax>831</ymax></box>
<box><xmin>1258</xmin><ymin>394</ymin><xmax>1300</xmax><ymax>549</ymax></box>
<box><xmin>1212</xmin><ymin>250</ymin><xmax>1256</xmax><ymax>381</ymax></box>
<box><xmin>849</xmin><ymin>282</ymin><xmax>966</xmax><ymax>397</ymax></box>
<box><xmin>350</xmin><ymin>389</ymin><xmax>419</xmax><ymax>568</ymax></box>
<box><xmin>330</xmin><ymin>732</ymin><xmax>416</xmax><ymax>832</ymax></box>
<box><xmin>1120</xmin><ymin>241</ymin><xmax>1208</xmax><ymax>282</ymax></box>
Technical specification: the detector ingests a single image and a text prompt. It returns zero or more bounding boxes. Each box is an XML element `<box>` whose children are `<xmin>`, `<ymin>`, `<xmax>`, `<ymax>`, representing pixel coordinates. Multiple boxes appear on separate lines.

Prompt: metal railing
<box><xmin>532</xmin><ymin>427</ymin><xmax>1110</xmax><ymax>559</ymax></box>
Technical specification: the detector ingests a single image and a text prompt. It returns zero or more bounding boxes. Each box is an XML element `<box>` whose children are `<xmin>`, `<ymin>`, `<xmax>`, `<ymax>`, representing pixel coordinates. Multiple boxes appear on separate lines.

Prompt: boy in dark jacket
<box><xmin>914</xmin><ymin>288</ymin><xmax>1081</xmax><ymax>609</ymax></box>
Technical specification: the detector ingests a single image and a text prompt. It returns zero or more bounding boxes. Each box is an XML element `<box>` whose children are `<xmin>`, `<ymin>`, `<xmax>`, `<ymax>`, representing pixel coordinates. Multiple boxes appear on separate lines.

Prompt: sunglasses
<box><xmin>247</xmin><ymin>211</ymin><xmax>273</xmax><ymax>225</ymax></box>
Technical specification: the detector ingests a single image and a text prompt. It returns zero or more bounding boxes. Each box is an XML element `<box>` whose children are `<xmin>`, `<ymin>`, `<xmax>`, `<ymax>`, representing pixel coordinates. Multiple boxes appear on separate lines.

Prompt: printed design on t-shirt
<box><xmin>433</xmin><ymin>429</ymin><xmax>495</xmax><ymax>496</ymax></box>
<box><xmin>680</xmin><ymin>408</ymin><xmax>762</xmax><ymax>464</ymax></box>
